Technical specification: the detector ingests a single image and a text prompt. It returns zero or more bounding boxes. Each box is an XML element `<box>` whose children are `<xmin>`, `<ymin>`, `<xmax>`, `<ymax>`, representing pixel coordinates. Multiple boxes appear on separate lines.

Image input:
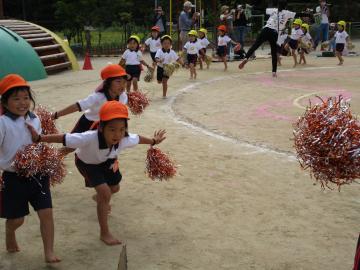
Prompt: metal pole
<box><xmin>170</xmin><ymin>0</ymin><xmax>172</xmax><ymax>36</ymax></box>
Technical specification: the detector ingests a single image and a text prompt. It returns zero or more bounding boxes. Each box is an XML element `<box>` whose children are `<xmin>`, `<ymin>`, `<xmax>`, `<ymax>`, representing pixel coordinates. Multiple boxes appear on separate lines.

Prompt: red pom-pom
<box><xmin>146</xmin><ymin>147</ymin><xmax>177</xmax><ymax>181</ymax></box>
<box><xmin>35</xmin><ymin>105</ymin><xmax>59</xmax><ymax>135</ymax></box>
<box><xmin>234</xmin><ymin>44</ymin><xmax>242</xmax><ymax>52</ymax></box>
<box><xmin>127</xmin><ymin>91</ymin><xmax>150</xmax><ymax>115</ymax></box>
<box><xmin>293</xmin><ymin>96</ymin><xmax>360</xmax><ymax>189</ymax></box>
<box><xmin>13</xmin><ymin>143</ymin><xmax>66</xmax><ymax>186</ymax></box>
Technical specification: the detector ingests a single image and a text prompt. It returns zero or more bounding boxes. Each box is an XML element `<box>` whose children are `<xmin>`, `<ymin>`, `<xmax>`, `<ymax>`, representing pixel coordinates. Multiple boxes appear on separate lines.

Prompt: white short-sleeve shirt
<box><xmin>218</xmin><ymin>35</ymin><xmax>231</xmax><ymax>46</ymax></box>
<box><xmin>290</xmin><ymin>28</ymin><xmax>304</xmax><ymax>40</ymax></box>
<box><xmin>301</xmin><ymin>32</ymin><xmax>312</xmax><ymax>43</ymax></box>
<box><xmin>335</xmin><ymin>31</ymin><xmax>349</xmax><ymax>44</ymax></box>
<box><xmin>78</xmin><ymin>91</ymin><xmax>128</xmax><ymax>122</ymax></box>
<box><xmin>122</xmin><ymin>49</ymin><xmax>143</xmax><ymax>65</ymax></box>
<box><xmin>198</xmin><ymin>37</ymin><xmax>210</xmax><ymax>49</ymax></box>
<box><xmin>64</xmin><ymin>131</ymin><xmax>140</xmax><ymax>164</ymax></box>
<box><xmin>155</xmin><ymin>49</ymin><xmax>179</xmax><ymax>68</ymax></box>
<box><xmin>277</xmin><ymin>33</ymin><xmax>288</xmax><ymax>46</ymax></box>
<box><xmin>184</xmin><ymin>41</ymin><xmax>202</xmax><ymax>55</ymax></box>
<box><xmin>0</xmin><ymin>112</ymin><xmax>42</xmax><ymax>172</ymax></box>
<box><xmin>265</xmin><ymin>9</ymin><xmax>296</xmax><ymax>32</ymax></box>
<box><xmin>145</xmin><ymin>37</ymin><xmax>162</xmax><ymax>53</ymax></box>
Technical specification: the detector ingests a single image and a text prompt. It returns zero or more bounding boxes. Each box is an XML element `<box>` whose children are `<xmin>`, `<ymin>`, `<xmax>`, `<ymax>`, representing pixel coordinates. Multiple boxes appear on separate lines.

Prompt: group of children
<box><xmin>0</xmin><ymin>65</ymin><xmax>167</xmax><ymax>262</ymax></box>
<box><xmin>277</xmin><ymin>19</ymin><xmax>350</xmax><ymax>67</ymax></box>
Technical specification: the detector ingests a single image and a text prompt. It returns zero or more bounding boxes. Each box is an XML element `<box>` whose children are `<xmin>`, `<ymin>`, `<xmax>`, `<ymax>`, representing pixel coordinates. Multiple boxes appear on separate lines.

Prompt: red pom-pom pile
<box><xmin>146</xmin><ymin>147</ymin><xmax>177</xmax><ymax>181</ymax></box>
<box><xmin>127</xmin><ymin>91</ymin><xmax>150</xmax><ymax>115</ymax></box>
<box><xmin>293</xmin><ymin>96</ymin><xmax>360</xmax><ymax>189</ymax></box>
<box><xmin>35</xmin><ymin>105</ymin><xmax>59</xmax><ymax>135</ymax></box>
<box><xmin>13</xmin><ymin>143</ymin><xmax>66</xmax><ymax>186</ymax></box>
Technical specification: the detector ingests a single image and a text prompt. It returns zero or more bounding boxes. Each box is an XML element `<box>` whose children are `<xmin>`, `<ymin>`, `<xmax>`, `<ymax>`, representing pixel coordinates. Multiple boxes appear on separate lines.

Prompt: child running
<box><xmin>277</xmin><ymin>30</ymin><xmax>289</xmax><ymax>66</ymax></box>
<box><xmin>217</xmin><ymin>25</ymin><xmax>240</xmax><ymax>71</ymax></box>
<box><xmin>144</xmin><ymin>26</ymin><xmax>162</xmax><ymax>73</ymax></box>
<box><xmin>0</xmin><ymin>74</ymin><xmax>60</xmax><ymax>263</ymax></box>
<box><xmin>298</xmin><ymin>23</ymin><xmax>313</xmax><ymax>65</ymax></box>
<box><xmin>119</xmin><ymin>35</ymin><xmax>151</xmax><ymax>91</ymax></box>
<box><xmin>334</xmin><ymin>20</ymin><xmax>349</xmax><ymax>66</ymax></box>
<box><xmin>197</xmin><ymin>28</ymin><xmax>211</xmax><ymax>70</ymax></box>
<box><xmin>183</xmin><ymin>30</ymin><xmax>202</xmax><ymax>79</ymax></box>
<box><xmin>27</xmin><ymin>101</ymin><xmax>166</xmax><ymax>246</ymax></box>
<box><xmin>285</xmin><ymin>18</ymin><xmax>303</xmax><ymax>67</ymax></box>
<box><xmin>155</xmin><ymin>35</ymin><xmax>183</xmax><ymax>98</ymax></box>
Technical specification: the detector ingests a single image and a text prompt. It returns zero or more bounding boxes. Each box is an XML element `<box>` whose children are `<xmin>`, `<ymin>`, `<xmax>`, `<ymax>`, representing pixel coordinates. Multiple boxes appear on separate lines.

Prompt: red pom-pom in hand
<box><xmin>293</xmin><ymin>96</ymin><xmax>360</xmax><ymax>189</ymax></box>
<box><xmin>13</xmin><ymin>143</ymin><xmax>66</xmax><ymax>186</ymax></box>
<box><xmin>128</xmin><ymin>91</ymin><xmax>150</xmax><ymax>115</ymax></box>
<box><xmin>35</xmin><ymin>105</ymin><xmax>59</xmax><ymax>135</ymax></box>
<box><xmin>146</xmin><ymin>147</ymin><xmax>177</xmax><ymax>181</ymax></box>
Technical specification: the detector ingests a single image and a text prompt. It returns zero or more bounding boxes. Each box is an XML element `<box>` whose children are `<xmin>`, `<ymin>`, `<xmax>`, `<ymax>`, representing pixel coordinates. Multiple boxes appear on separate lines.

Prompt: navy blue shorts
<box><xmin>126</xmin><ymin>65</ymin><xmax>141</xmax><ymax>81</ymax></box>
<box><xmin>71</xmin><ymin>114</ymin><xmax>94</xmax><ymax>133</ymax></box>
<box><xmin>150</xmin><ymin>52</ymin><xmax>157</xmax><ymax>62</ymax></box>
<box><xmin>75</xmin><ymin>155</ymin><xmax>122</xmax><ymax>188</ymax></box>
<box><xmin>0</xmin><ymin>171</ymin><xmax>52</xmax><ymax>219</ymax></box>
<box><xmin>187</xmin><ymin>54</ymin><xmax>198</xmax><ymax>65</ymax></box>
<box><xmin>217</xmin><ymin>46</ymin><xmax>227</xmax><ymax>57</ymax></box>
<box><xmin>336</xmin><ymin>43</ymin><xmax>345</xmax><ymax>52</ymax></box>
<box><xmin>288</xmin><ymin>39</ymin><xmax>298</xmax><ymax>50</ymax></box>
<box><xmin>157</xmin><ymin>66</ymin><xmax>169</xmax><ymax>82</ymax></box>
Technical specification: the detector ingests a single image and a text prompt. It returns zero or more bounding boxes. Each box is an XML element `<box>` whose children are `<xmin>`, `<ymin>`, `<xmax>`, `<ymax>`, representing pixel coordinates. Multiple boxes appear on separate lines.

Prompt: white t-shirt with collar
<box><xmin>218</xmin><ymin>35</ymin><xmax>231</xmax><ymax>46</ymax></box>
<box><xmin>277</xmin><ymin>33</ymin><xmax>288</xmax><ymax>46</ymax></box>
<box><xmin>0</xmin><ymin>112</ymin><xmax>42</xmax><ymax>172</ymax></box>
<box><xmin>78</xmin><ymin>91</ymin><xmax>128</xmax><ymax>122</ymax></box>
<box><xmin>290</xmin><ymin>28</ymin><xmax>304</xmax><ymax>40</ymax></box>
<box><xmin>122</xmin><ymin>49</ymin><xmax>143</xmax><ymax>65</ymax></box>
<box><xmin>184</xmin><ymin>41</ymin><xmax>202</xmax><ymax>55</ymax></box>
<box><xmin>64</xmin><ymin>131</ymin><xmax>140</xmax><ymax>165</ymax></box>
<box><xmin>145</xmin><ymin>37</ymin><xmax>162</xmax><ymax>53</ymax></box>
<box><xmin>265</xmin><ymin>9</ymin><xmax>296</xmax><ymax>32</ymax></box>
<box><xmin>198</xmin><ymin>37</ymin><xmax>210</xmax><ymax>49</ymax></box>
<box><xmin>301</xmin><ymin>32</ymin><xmax>312</xmax><ymax>44</ymax></box>
<box><xmin>155</xmin><ymin>48</ymin><xmax>179</xmax><ymax>68</ymax></box>
<box><xmin>335</xmin><ymin>31</ymin><xmax>349</xmax><ymax>44</ymax></box>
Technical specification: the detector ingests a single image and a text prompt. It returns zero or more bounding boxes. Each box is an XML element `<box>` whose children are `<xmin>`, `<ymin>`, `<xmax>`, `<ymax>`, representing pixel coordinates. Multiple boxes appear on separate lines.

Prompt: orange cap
<box><xmin>151</xmin><ymin>26</ymin><xmax>161</xmax><ymax>32</ymax></box>
<box><xmin>99</xmin><ymin>101</ymin><xmax>129</xmax><ymax>121</ymax></box>
<box><xmin>217</xmin><ymin>25</ymin><xmax>227</xmax><ymax>32</ymax></box>
<box><xmin>100</xmin><ymin>64</ymin><xmax>128</xmax><ymax>80</ymax></box>
<box><xmin>0</xmin><ymin>74</ymin><xmax>29</xmax><ymax>96</ymax></box>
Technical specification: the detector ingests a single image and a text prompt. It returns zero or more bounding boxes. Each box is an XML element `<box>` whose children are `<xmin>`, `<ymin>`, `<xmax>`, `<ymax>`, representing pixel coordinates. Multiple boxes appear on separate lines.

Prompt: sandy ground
<box><xmin>0</xmin><ymin>46</ymin><xmax>360</xmax><ymax>270</ymax></box>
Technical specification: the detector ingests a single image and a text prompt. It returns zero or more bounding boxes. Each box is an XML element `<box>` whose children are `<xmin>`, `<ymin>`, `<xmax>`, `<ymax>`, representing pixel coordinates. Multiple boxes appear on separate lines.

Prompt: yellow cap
<box><xmin>198</xmin><ymin>28</ymin><xmax>207</xmax><ymax>35</ymax></box>
<box><xmin>301</xmin><ymin>23</ymin><xmax>309</xmax><ymax>32</ymax></box>
<box><xmin>337</xmin><ymin>20</ymin><xmax>346</xmax><ymax>28</ymax></box>
<box><xmin>128</xmin><ymin>35</ymin><xmax>140</xmax><ymax>44</ymax></box>
<box><xmin>161</xmin><ymin>35</ymin><xmax>172</xmax><ymax>42</ymax></box>
<box><xmin>188</xmin><ymin>30</ymin><xmax>198</xmax><ymax>37</ymax></box>
<box><xmin>293</xmin><ymin>19</ymin><xmax>303</xmax><ymax>26</ymax></box>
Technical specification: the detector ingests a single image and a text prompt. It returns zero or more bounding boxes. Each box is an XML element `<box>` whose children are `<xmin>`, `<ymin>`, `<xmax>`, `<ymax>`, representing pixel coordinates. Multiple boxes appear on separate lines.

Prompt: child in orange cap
<box><xmin>217</xmin><ymin>25</ymin><xmax>240</xmax><ymax>71</ymax></box>
<box><xmin>28</xmin><ymin>101</ymin><xmax>166</xmax><ymax>246</ymax></box>
<box><xmin>0</xmin><ymin>74</ymin><xmax>60</xmax><ymax>263</ymax></box>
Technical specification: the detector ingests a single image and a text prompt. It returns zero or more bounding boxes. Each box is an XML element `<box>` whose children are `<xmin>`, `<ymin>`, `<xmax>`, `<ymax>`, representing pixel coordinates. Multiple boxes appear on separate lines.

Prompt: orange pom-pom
<box><xmin>127</xmin><ymin>91</ymin><xmax>150</xmax><ymax>115</ymax></box>
<box><xmin>146</xmin><ymin>147</ymin><xmax>177</xmax><ymax>181</ymax></box>
<box><xmin>35</xmin><ymin>105</ymin><xmax>59</xmax><ymax>135</ymax></box>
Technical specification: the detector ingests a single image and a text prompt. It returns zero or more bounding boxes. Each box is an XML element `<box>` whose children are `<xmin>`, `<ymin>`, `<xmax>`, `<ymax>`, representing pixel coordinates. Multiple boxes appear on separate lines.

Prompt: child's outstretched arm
<box><xmin>140</xmin><ymin>60</ymin><xmax>151</xmax><ymax>69</ymax></box>
<box><xmin>139</xmin><ymin>129</ymin><xmax>166</xmax><ymax>146</ymax></box>
<box><xmin>119</xmin><ymin>59</ymin><xmax>126</xmax><ymax>67</ymax></box>
<box><xmin>176</xmin><ymin>57</ymin><xmax>184</xmax><ymax>66</ymax></box>
<box><xmin>52</xmin><ymin>103</ymin><xmax>80</xmax><ymax>119</ymax></box>
<box><xmin>27</xmin><ymin>123</ymin><xmax>64</xmax><ymax>143</ymax></box>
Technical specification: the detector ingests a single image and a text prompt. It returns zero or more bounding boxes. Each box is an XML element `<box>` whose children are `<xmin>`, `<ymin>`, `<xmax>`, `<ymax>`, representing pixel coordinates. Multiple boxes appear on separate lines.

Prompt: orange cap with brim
<box><xmin>151</xmin><ymin>26</ymin><xmax>161</xmax><ymax>32</ymax></box>
<box><xmin>0</xmin><ymin>74</ymin><xmax>29</xmax><ymax>96</ymax></box>
<box><xmin>217</xmin><ymin>25</ymin><xmax>227</xmax><ymax>32</ymax></box>
<box><xmin>101</xmin><ymin>64</ymin><xmax>128</xmax><ymax>80</ymax></box>
<box><xmin>99</xmin><ymin>101</ymin><xmax>129</xmax><ymax>121</ymax></box>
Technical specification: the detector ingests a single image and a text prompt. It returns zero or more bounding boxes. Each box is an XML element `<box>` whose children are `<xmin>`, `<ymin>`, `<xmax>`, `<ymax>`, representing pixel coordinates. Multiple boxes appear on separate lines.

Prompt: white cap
<box><xmin>184</xmin><ymin>1</ymin><xmax>193</xmax><ymax>8</ymax></box>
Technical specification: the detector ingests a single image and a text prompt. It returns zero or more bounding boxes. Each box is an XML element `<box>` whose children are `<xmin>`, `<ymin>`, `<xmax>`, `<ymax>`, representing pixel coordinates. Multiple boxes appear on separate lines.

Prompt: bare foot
<box><xmin>293</xmin><ymin>64</ymin><xmax>297</xmax><ymax>68</ymax></box>
<box><xmin>272</xmin><ymin>72</ymin><xmax>277</xmax><ymax>78</ymax></box>
<box><xmin>45</xmin><ymin>253</ymin><xmax>61</xmax><ymax>263</ymax></box>
<box><xmin>92</xmin><ymin>195</ymin><xmax>111</xmax><ymax>214</ymax></box>
<box><xmin>338</xmin><ymin>61</ymin><xmax>343</xmax><ymax>66</ymax></box>
<box><xmin>100</xmin><ymin>233</ymin><xmax>122</xmax><ymax>246</ymax></box>
<box><xmin>6</xmin><ymin>229</ymin><xmax>20</xmax><ymax>253</ymax></box>
<box><xmin>238</xmin><ymin>59</ymin><xmax>248</xmax><ymax>69</ymax></box>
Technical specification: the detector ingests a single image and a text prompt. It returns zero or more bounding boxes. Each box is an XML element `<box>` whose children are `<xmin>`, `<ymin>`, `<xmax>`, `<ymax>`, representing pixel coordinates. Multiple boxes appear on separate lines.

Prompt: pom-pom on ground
<box><xmin>146</xmin><ymin>147</ymin><xmax>177</xmax><ymax>181</ymax></box>
<box><xmin>127</xmin><ymin>91</ymin><xmax>150</xmax><ymax>115</ymax></box>
<box><xmin>13</xmin><ymin>143</ymin><xmax>66</xmax><ymax>186</ymax></box>
<box><xmin>293</xmin><ymin>95</ymin><xmax>360</xmax><ymax>189</ymax></box>
<box><xmin>35</xmin><ymin>105</ymin><xmax>59</xmax><ymax>135</ymax></box>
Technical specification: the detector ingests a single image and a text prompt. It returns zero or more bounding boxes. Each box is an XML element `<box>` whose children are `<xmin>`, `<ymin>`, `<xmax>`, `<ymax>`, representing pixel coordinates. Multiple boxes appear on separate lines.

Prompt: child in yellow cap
<box><xmin>183</xmin><ymin>30</ymin><xmax>202</xmax><ymax>79</ymax></box>
<box><xmin>197</xmin><ymin>28</ymin><xmax>212</xmax><ymax>70</ymax></box>
<box><xmin>299</xmin><ymin>23</ymin><xmax>313</xmax><ymax>65</ymax></box>
<box><xmin>28</xmin><ymin>101</ymin><xmax>166</xmax><ymax>246</ymax></box>
<box><xmin>285</xmin><ymin>18</ymin><xmax>304</xmax><ymax>67</ymax></box>
<box><xmin>334</xmin><ymin>21</ymin><xmax>349</xmax><ymax>65</ymax></box>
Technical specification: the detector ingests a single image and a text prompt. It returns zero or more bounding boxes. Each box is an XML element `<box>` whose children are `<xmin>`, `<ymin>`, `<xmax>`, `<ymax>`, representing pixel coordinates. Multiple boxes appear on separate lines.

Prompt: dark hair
<box><xmin>98</xmin><ymin>77</ymin><xmax>126</xmax><ymax>101</ymax></box>
<box><xmin>0</xmin><ymin>86</ymin><xmax>35</xmax><ymax>114</ymax></box>
<box><xmin>100</xmin><ymin>118</ymin><xmax>129</xmax><ymax>137</ymax></box>
<box><xmin>161</xmin><ymin>36</ymin><xmax>172</xmax><ymax>44</ymax></box>
<box><xmin>277</xmin><ymin>0</ymin><xmax>288</xmax><ymax>11</ymax></box>
<box><xmin>127</xmin><ymin>38</ymin><xmax>140</xmax><ymax>50</ymax></box>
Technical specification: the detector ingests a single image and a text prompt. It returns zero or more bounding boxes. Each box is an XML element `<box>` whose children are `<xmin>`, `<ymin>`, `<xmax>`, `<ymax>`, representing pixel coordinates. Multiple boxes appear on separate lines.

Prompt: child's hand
<box><xmin>153</xmin><ymin>129</ymin><xmax>166</xmax><ymax>145</ymax></box>
<box><xmin>26</xmin><ymin>123</ymin><xmax>40</xmax><ymax>142</ymax></box>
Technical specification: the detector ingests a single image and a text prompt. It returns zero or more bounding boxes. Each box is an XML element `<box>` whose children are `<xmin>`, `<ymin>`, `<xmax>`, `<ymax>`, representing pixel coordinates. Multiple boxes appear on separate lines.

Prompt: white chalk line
<box><xmin>165</xmin><ymin>65</ymin><xmax>360</xmax><ymax>161</ymax></box>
